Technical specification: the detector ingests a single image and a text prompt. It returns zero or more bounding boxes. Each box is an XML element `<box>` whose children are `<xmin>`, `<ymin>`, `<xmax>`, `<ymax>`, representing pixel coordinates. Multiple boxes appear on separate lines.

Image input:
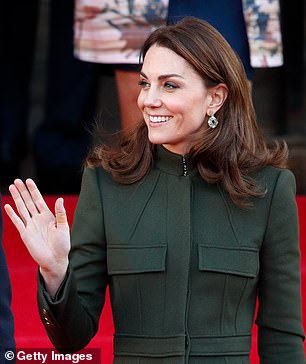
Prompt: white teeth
<box><xmin>149</xmin><ymin>115</ymin><xmax>172</xmax><ymax>123</ymax></box>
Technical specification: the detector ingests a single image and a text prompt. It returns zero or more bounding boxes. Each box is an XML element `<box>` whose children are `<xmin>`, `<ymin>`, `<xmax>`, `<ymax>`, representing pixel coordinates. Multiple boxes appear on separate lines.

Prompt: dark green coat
<box><xmin>38</xmin><ymin>146</ymin><xmax>305</xmax><ymax>363</ymax></box>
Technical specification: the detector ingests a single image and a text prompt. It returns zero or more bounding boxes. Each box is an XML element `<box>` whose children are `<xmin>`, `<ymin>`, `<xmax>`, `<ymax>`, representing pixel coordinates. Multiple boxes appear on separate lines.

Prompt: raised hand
<box><xmin>4</xmin><ymin>178</ymin><xmax>70</xmax><ymax>296</ymax></box>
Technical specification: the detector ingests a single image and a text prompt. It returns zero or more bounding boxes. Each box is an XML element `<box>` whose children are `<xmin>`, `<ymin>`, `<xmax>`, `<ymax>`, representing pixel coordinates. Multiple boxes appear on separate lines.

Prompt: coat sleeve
<box><xmin>256</xmin><ymin>169</ymin><xmax>305</xmax><ymax>363</ymax></box>
<box><xmin>37</xmin><ymin>167</ymin><xmax>108</xmax><ymax>353</ymax></box>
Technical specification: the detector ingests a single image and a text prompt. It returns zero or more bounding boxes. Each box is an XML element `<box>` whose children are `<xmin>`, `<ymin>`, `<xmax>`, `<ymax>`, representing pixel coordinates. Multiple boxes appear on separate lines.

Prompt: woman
<box><xmin>5</xmin><ymin>17</ymin><xmax>305</xmax><ymax>363</ymax></box>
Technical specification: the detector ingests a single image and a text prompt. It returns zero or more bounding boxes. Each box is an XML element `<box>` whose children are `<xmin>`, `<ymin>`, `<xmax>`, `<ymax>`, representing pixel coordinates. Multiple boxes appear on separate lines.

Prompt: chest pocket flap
<box><xmin>107</xmin><ymin>245</ymin><xmax>167</xmax><ymax>275</ymax></box>
<box><xmin>198</xmin><ymin>245</ymin><xmax>259</xmax><ymax>278</ymax></box>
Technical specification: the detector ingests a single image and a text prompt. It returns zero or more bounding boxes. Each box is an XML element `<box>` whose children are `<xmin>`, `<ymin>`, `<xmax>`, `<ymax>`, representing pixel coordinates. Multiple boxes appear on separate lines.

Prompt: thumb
<box><xmin>55</xmin><ymin>197</ymin><xmax>68</xmax><ymax>226</ymax></box>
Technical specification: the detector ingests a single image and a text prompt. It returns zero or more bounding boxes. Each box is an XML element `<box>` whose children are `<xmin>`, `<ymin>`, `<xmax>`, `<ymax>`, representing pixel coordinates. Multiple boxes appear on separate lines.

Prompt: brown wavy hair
<box><xmin>86</xmin><ymin>17</ymin><xmax>288</xmax><ymax>207</ymax></box>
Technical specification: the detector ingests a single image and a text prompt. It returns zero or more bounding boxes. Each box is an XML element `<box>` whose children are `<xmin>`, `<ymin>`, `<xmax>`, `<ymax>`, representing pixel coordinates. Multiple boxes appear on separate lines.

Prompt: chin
<box><xmin>147</xmin><ymin>132</ymin><xmax>168</xmax><ymax>146</ymax></box>
<box><xmin>149</xmin><ymin>138</ymin><xmax>166</xmax><ymax>146</ymax></box>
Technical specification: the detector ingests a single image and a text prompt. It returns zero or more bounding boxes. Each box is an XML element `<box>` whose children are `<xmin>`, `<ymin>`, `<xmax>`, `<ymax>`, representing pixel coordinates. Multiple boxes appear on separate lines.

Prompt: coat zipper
<box><xmin>181</xmin><ymin>159</ymin><xmax>192</xmax><ymax>363</ymax></box>
<box><xmin>182</xmin><ymin>155</ymin><xmax>188</xmax><ymax>177</ymax></box>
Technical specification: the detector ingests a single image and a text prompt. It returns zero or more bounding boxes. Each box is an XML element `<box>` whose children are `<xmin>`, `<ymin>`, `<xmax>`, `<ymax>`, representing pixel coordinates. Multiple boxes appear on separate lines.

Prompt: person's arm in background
<box><xmin>0</xmin><ymin>193</ymin><xmax>15</xmax><ymax>363</ymax></box>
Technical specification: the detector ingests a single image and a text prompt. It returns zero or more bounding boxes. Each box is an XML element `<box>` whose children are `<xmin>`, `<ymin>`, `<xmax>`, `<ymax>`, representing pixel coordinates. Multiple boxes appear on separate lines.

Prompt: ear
<box><xmin>207</xmin><ymin>83</ymin><xmax>228</xmax><ymax>115</ymax></box>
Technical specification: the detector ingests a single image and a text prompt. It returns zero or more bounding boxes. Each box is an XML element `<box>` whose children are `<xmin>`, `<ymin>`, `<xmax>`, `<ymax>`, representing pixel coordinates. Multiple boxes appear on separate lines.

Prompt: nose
<box><xmin>142</xmin><ymin>87</ymin><xmax>162</xmax><ymax>108</ymax></box>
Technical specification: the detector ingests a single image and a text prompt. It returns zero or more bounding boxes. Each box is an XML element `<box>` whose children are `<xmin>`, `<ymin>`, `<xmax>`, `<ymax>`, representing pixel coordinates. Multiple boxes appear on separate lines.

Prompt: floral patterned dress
<box><xmin>74</xmin><ymin>0</ymin><xmax>169</xmax><ymax>64</ymax></box>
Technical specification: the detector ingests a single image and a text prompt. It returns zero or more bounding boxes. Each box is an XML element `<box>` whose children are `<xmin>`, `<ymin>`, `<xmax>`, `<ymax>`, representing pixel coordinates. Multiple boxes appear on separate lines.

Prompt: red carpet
<box><xmin>2</xmin><ymin>195</ymin><xmax>306</xmax><ymax>363</ymax></box>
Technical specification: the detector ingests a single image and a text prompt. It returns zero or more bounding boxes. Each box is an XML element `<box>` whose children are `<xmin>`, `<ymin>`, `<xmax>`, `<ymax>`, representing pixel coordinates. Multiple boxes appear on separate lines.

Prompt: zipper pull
<box><xmin>182</xmin><ymin>155</ymin><xmax>188</xmax><ymax>176</ymax></box>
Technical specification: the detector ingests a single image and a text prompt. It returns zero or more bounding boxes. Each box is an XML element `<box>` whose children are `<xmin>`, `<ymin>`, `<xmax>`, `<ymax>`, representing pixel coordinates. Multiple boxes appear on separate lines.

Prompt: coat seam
<box><xmin>127</xmin><ymin>171</ymin><xmax>161</xmax><ymax>242</ymax></box>
<box><xmin>217</xmin><ymin>185</ymin><xmax>241</xmax><ymax>247</ymax></box>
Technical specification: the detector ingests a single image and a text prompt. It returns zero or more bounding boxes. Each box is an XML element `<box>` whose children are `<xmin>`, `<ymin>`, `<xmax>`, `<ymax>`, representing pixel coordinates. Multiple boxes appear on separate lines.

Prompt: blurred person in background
<box><xmin>0</xmin><ymin>0</ymin><xmax>98</xmax><ymax>194</ymax></box>
<box><xmin>0</xmin><ymin>194</ymin><xmax>15</xmax><ymax>363</ymax></box>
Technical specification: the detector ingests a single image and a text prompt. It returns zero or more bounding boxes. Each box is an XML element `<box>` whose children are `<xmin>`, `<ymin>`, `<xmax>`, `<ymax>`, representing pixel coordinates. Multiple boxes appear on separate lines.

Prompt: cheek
<box><xmin>164</xmin><ymin>100</ymin><xmax>185</xmax><ymax>115</ymax></box>
<box><xmin>186</xmin><ymin>101</ymin><xmax>209</xmax><ymax>128</ymax></box>
<box><xmin>137</xmin><ymin>93</ymin><xmax>144</xmax><ymax>110</ymax></box>
<box><xmin>182</xmin><ymin>97</ymin><xmax>208</xmax><ymax>119</ymax></box>
<box><xmin>197</xmin><ymin>96</ymin><xmax>209</xmax><ymax>117</ymax></box>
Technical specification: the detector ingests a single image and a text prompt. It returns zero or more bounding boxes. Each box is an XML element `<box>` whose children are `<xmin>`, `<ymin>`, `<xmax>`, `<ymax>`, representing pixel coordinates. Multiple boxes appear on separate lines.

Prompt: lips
<box><xmin>149</xmin><ymin>115</ymin><xmax>173</xmax><ymax>123</ymax></box>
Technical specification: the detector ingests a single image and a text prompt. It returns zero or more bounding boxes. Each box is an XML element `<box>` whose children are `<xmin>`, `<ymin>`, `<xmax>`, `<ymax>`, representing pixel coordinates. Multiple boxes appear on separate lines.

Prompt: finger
<box><xmin>8</xmin><ymin>183</ymin><xmax>31</xmax><ymax>224</ymax></box>
<box><xmin>55</xmin><ymin>198</ymin><xmax>68</xmax><ymax>227</ymax></box>
<box><xmin>14</xmin><ymin>178</ymin><xmax>39</xmax><ymax>217</ymax></box>
<box><xmin>25</xmin><ymin>178</ymin><xmax>49</xmax><ymax>213</ymax></box>
<box><xmin>4</xmin><ymin>204</ymin><xmax>26</xmax><ymax>236</ymax></box>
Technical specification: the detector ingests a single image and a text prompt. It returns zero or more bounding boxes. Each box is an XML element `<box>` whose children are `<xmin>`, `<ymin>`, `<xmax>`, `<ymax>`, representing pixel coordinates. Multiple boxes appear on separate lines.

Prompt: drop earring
<box><xmin>207</xmin><ymin>112</ymin><xmax>218</xmax><ymax>129</ymax></box>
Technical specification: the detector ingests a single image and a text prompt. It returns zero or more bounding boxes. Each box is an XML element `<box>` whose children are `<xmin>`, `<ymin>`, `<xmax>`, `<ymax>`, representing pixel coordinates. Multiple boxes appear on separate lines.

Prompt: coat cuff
<box><xmin>37</xmin><ymin>266</ymin><xmax>71</xmax><ymax>304</ymax></box>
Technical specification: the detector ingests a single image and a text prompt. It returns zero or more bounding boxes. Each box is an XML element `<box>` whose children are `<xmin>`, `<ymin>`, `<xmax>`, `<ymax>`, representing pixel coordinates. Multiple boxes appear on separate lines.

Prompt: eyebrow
<box><xmin>140</xmin><ymin>71</ymin><xmax>184</xmax><ymax>80</ymax></box>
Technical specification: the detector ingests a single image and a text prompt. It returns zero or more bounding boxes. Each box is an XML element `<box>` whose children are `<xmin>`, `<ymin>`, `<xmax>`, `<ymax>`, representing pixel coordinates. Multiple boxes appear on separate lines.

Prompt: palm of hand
<box><xmin>20</xmin><ymin>208</ymin><xmax>70</xmax><ymax>272</ymax></box>
<box><xmin>4</xmin><ymin>179</ymin><xmax>71</xmax><ymax>274</ymax></box>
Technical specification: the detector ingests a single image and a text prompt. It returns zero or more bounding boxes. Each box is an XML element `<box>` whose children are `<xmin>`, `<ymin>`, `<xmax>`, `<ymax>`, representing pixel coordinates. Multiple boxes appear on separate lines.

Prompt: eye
<box><xmin>138</xmin><ymin>79</ymin><xmax>150</xmax><ymax>89</ymax></box>
<box><xmin>164</xmin><ymin>82</ymin><xmax>178</xmax><ymax>90</ymax></box>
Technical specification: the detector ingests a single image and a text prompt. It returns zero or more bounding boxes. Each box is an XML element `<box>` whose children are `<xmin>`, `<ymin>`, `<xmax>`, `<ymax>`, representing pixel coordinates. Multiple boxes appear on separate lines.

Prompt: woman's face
<box><xmin>137</xmin><ymin>44</ymin><xmax>212</xmax><ymax>155</ymax></box>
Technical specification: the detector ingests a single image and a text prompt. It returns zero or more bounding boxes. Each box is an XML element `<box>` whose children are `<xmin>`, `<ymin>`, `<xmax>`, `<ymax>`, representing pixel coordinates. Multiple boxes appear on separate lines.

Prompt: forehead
<box><xmin>141</xmin><ymin>45</ymin><xmax>197</xmax><ymax>77</ymax></box>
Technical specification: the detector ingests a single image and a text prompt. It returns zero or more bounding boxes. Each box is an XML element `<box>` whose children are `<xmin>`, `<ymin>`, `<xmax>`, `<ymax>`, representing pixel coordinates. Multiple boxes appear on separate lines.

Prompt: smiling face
<box><xmin>137</xmin><ymin>45</ymin><xmax>213</xmax><ymax>155</ymax></box>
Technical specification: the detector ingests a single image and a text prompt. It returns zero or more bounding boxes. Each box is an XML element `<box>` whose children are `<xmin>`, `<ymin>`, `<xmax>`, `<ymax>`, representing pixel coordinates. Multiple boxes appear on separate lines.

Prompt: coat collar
<box><xmin>154</xmin><ymin>145</ymin><xmax>197</xmax><ymax>177</ymax></box>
